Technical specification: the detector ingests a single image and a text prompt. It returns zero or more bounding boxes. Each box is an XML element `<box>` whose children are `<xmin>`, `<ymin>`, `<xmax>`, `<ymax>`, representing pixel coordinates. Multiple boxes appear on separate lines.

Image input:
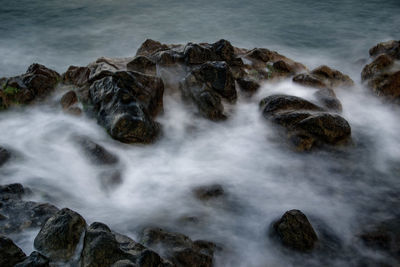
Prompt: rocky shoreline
<box><xmin>0</xmin><ymin>39</ymin><xmax>400</xmax><ymax>266</ymax></box>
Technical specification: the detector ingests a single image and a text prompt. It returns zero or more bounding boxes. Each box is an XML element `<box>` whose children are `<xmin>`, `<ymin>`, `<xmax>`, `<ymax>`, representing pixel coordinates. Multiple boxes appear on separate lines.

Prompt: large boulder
<box><xmin>0</xmin><ymin>235</ymin><xmax>26</xmax><ymax>267</ymax></box>
<box><xmin>293</xmin><ymin>65</ymin><xmax>353</xmax><ymax>89</ymax></box>
<box><xmin>260</xmin><ymin>94</ymin><xmax>351</xmax><ymax>151</ymax></box>
<box><xmin>271</xmin><ymin>210</ymin><xmax>318</xmax><ymax>252</ymax></box>
<box><xmin>141</xmin><ymin>227</ymin><xmax>215</xmax><ymax>267</ymax></box>
<box><xmin>369</xmin><ymin>40</ymin><xmax>400</xmax><ymax>59</ymax></box>
<box><xmin>88</xmin><ymin>71</ymin><xmax>164</xmax><ymax>143</ymax></box>
<box><xmin>34</xmin><ymin>208</ymin><xmax>86</xmax><ymax>261</ymax></box>
<box><xmin>0</xmin><ymin>64</ymin><xmax>60</xmax><ymax>109</ymax></box>
<box><xmin>62</xmin><ymin>66</ymin><xmax>91</xmax><ymax>87</ymax></box>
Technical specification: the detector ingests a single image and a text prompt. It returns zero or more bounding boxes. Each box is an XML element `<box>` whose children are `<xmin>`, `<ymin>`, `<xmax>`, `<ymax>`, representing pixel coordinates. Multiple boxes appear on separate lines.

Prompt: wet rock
<box><xmin>293</xmin><ymin>73</ymin><xmax>327</xmax><ymax>89</ymax></box>
<box><xmin>369</xmin><ymin>40</ymin><xmax>400</xmax><ymax>59</ymax></box>
<box><xmin>111</xmin><ymin>259</ymin><xmax>137</xmax><ymax>267</ymax></box>
<box><xmin>0</xmin><ymin>234</ymin><xmax>26</xmax><ymax>267</ymax></box>
<box><xmin>34</xmin><ymin>208</ymin><xmax>86</xmax><ymax>261</ymax></box>
<box><xmin>0</xmin><ymin>147</ymin><xmax>11</xmax><ymax>167</ymax></box>
<box><xmin>141</xmin><ymin>227</ymin><xmax>215</xmax><ymax>267</ymax></box>
<box><xmin>368</xmin><ymin>71</ymin><xmax>400</xmax><ymax>101</ymax></box>
<box><xmin>311</xmin><ymin>65</ymin><xmax>354</xmax><ymax>87</ymax></box>
<box><xmin>359</xmin><ymin>217</ymin><xmax>400</xmax><ymax>259</ymax></box>
<box><xmin>260</xmin><ymin>94</ymin><xmax>351</xmax><ymax>150</ymax></box>
<box><xmin>183</xmin><ymin>43</ymin><xmax>215</xmax><ymax>65</ymax></box>
<box><xmin>73</xmin><ymin>136</ymin><xmax>119</xmax><ymax>165</ymax></box>
<box><xmin>0</xmin><ymin>183</ymin><xmax>25</xmax><ymax>200</ymax></box>
<box><xmin>15</xmin><ymin>251</ymin><xmax>49</xmax><ymax>267</ymax></box>
<box><xmin>273</xmin><ymin>60</ymin><xmax>297</xmax><ymax>75</ymax></box>
<box><xmin>136</xmin><ymin>39</ymin><xmax>169</xmax><ymax>57</ymax></box>
<box><xmin>361</xmin><ymin>54</ymin><xmax>394</xmax><ymax>81</ymax></box>
<box><xmin>88</xmin><ymin>71</ymin><xmax>163</xmax><ymax>143</ymax></box>
<box><xmin>313</xmin><ymin>88</ymin><xmax>343</xmax><ymax>112</ymax></box>
<box><xmin>236</xmin><ymin>78</ymin><xmax>260</xmax><ymax>94</ymax></box>
<box><xmin>193</xmin><ymin>184</ymin><xmax>225</xmax><ymax>201</ymax></box>
<box><xmin>271</xmin><ymin>209</ymin><xmax>318</xmax><ymax>252</ymax></box>
<box><xmin>127</xmin><ymin>56</ymin><xmax>157</xmax><ymax>76</ymax></box>
<box><xmin>0</xmin><ymin>63</ymin><xmax>60</xmax><ymax>109</ymax></box>
<box><xmin>60</xmin><ymin>90</ymin><xmax>78</xmax><ymax>110</ymax></box>
<box><xmin>62</xmin><ymin>66</ymin><xmax>91</xmax><ymax>87</ymax></box>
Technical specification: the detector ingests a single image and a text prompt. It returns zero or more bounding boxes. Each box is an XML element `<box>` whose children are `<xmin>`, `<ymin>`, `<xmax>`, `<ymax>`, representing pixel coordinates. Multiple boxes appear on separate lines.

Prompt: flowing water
<box><xmin>1</xmin><ymin>0</ymin><xmax>400</xmax><ymax>266</ymax></box>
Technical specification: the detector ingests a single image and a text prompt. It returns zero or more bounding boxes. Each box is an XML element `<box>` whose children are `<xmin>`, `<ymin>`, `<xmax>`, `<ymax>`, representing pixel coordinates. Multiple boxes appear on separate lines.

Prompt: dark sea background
<box><xmin>1</xmin><ymin>0</ymin><xmax>400</xmax><ymax>266</ymax></box>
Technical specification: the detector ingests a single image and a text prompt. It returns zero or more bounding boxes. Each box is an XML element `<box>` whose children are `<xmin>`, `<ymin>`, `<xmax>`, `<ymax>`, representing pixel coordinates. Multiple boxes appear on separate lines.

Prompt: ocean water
<box><xmin>0</xmin><ymin>0</ymin><xmax>400</xmax><ymax>266</ymax></box>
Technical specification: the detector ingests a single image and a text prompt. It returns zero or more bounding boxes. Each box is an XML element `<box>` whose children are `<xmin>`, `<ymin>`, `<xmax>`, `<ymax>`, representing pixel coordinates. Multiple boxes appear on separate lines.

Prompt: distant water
<box><xmin>1</xmin><ymin>1</ymin><xmax>400</xmax><ymax>266</ymax></box>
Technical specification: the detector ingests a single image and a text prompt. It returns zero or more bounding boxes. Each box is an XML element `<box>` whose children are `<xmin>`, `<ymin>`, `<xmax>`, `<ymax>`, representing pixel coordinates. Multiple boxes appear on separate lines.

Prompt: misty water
<box><xmin>1</xmin><ymin>0</ymin><xmax>400</xmax><ymax>266</ymax></box>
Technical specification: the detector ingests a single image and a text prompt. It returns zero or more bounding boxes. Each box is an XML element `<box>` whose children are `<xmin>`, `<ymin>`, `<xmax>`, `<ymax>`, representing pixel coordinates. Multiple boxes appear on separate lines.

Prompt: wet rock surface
<box><xmin>34</xmin><ymin>208</ymin><xmax>86</xmax><ymax>261</ymax></box>
<box><xmin>271</xmin><ymin>209</ymin><xmax>318</xmax><ymax>252</ymax></box>
<box><xmin>14</xmin><ymin>251</ymin><xmax>50</xmax><ymax>267</ymax></box>
<box><xmin>0</xmin><ymin>234</ymin><xmax>26</xmax><ymax>267</ymax></box>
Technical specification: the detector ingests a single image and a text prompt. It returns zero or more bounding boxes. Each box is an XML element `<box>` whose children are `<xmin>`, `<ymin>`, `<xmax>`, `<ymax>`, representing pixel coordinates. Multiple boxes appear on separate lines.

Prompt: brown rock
<box><xmin>292</xmin><ymin>73</ymin><xmax>327</xmax><ymax>89</ymax></box>
<box><xmin>369</xmin><ymin>40</ymin><xmax>400</xmax><ymax>59</ymax></box>
<box><xmin>361</xmin><ymin>54</ymin><xmax>394</xmax><ymax>81</ymax></box>
<box><xmin>60</xmin><ymin>90</ymin><xmax>78</xmax><ymax>110</ymax></box>
<box><xmin>311</xmin><ymin>65</ymin><xmax>354</xmax><ymax>87</ymax></box>
<box><xmin>126</xmin><ymin>56</ymin><xmax>157</xmax><ymax>76</ymax></box>
<box><xmin>62</xmin><ymin>66</ymin><xmax>90</xmax><ymax>87</ymax></box>
<box><xmin>136</xmin><ymin>39</ymin><xmax>169</xmax><ymax>57</ymax></box>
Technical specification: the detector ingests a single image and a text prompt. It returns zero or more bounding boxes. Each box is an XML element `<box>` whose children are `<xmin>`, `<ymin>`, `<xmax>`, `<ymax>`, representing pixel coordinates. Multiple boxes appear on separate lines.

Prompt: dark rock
<box><xmin>34</xmin><ymin>208</ymin><xmax>86</xmax><ymax>261</ymax></box>
<box><xmin>193</xmin><ymin>184</ymin><xmax>225</xmax><ymax>201</ymax></box>
<box><xmin>292</xmin><ymin>73</ymin><xmax>327</xmax><ymax>89</ymax></box>
<box><xmin>14</xmin><ymin>251</ymin><xmax>49</xmax><ymax>267</ymax></box>
<box><xmin>0</xmin><ymin>234</ymin><xmax>26</xmax><ymax>267</ymax></box>
<box><xmin>368</xmin><ymin>71</ymin><xmax>400</xmax><ymax>100</ymax></box>
<box><xmin>0</xmin><ymin>183</ymin><xmax>25</xmax><ymax>200</ymax></box>
<box><xmin>141</xmin><ymin>227</ymin><xmax>215</xmax><ymax>267</ymax></box>
<box><xmin>73</xmin><ymin>136</ymin><xmax>119</xmax><ymax>165</ymax></box>
<box><xmin>273</xmin><ymin>60</ymin><xmax>296</xmax><ymax>74</ymax></box>
<box><xmin>60</xmin><ymin>90</ymin><xmax>78</xmax><ymax>110</ymax></box>
<box><xmin>236</xmin><ymin>78</ymin><xmax>260</xmax><ymax>94</ymax></box>
<box><xmin>127</xmin><ymin>56</ymin><xmax>157</xmax><ymax>76</ymax></box>
<box><xmin>183</xmin><ymin>43</ymin><xmax>215</xmax><ymax>65</ymax></box>
<box><xmin>260</xmin><ymin>94</ymin><xmax>324</xmax><ymax>116</ymax></box>
<box><xmin>0</xmin><ymin>147</ymin><xmax>11</xmax><ymax>167</ymax></box>
<box><xmin>88</xmin><ymin>71</ymin><xmax>164</xmax><ymax>143</ymax></box>
<box><xmin>361</xmin><ymin>54</ymin><xmax>394</xmax><ymax>81</ymax></box>
<box><xmin>135</xmin><ymin>249</ymin><xmax>163</xmax><ymax>267</ymax></box>
<box><xmin>62</xmin><ymin>66</ymin><xmax>91</xmax><ymax>87</ymax></box>
<box><xmin>111</xmin><ymin>259</ymin><xmax>137</xmax><ymax>267</ymax></box>
<box><xmin>369</xmin><ymin>40</ymin><xmax>400</xmax><ymax>59</ymax></box>
<box><xmin>271</xmin><ymin>209</ymin><xmax>318</xmax><ymax>252</ymax></box>
<box><xmin>136</xmin><ymin>39</ymin><xmax>169</xmax><ymax>57</ymax></box>
<box><xmin>313</xmin><ymin>88</ymin><xmax>343</xmax><ymax>112</ymax></box>
<box><xmin>311</xmin><ymin>65</ymin><xmax>354</xmax><ymax>88</ymax></box>
<box><xmin>154</xmin><ymin>50</ymin><xmax>184</xmax><ymax>67</ymax></box>
<box><xmin>0</xmin><ymin>63</ymin><xmax>60</xmax><ymax>109</ymax></box>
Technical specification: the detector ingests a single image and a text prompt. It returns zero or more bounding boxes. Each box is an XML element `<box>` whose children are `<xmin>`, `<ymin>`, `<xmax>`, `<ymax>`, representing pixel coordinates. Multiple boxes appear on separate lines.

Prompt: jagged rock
<box><xmin>14</xmin><ymin>251</ymin><xmax>49</xmax><ymax>267</ymax></box>
<box><xmin>193</xmin><ymin>184</ymin><xmax>225</xmax><ymax>201</ymax></box>
<box><xmin>368</xmin><ymin>71</ymin><xmax>400</xmax><ymax>100</ymax></box>
<box><xmin>60</xmin><ymin>90</ymin><xmax>78</xmax><ymax>110</ymax></box>
<box><xmin>0</xmin><ymin>147</ymin><xmax>11</xmax><ymax>167</ymax></box>
<box><xmin>271</xmin><ymin>210</ymin><xmax>318</xmax><ymax>252</ymax></box>
<box><xmin>236</xmin><ymin>78</ymin><xmax>260</xmax><ymax>94</ymax></box>
<box><xmin>136</xmin><ymin>39</ymin><xmax>169</xmax><ymax>57</ymax></box>
<box><xmin>0</xmin><ymin>64</ymin><xmax>60</xmax><ymax>109</ymax></box>
<box><xmin>0</xmin><ymin>235</ymin><xmax>26</xmax><ymax>267</ymax></box>
<box><xmin>34</xmin><ymin>208</ymin><xmax>86</xmax><ymax>261</ymax></box>
<box><xmin>0</xmin><ymin>183</ymin><xmax>25</xmax><ymax>201</ymax></box>
<box><xmin>63</xmin><ymin>66</ymin><xmax>91</xmax><ymax>87</ymax></box>
<box><xmin>88</xmin><ymin>71</ymin><xmax>163</xmax><ymax>143</ymax></box>
<box><xmin>260</xmin><ymin>94</ymin><xmax>351</xmax><ymax>150</ymax></box>
<box><xmin>127</xmin><ymin>56</ymin><xmax>157</xmax><ymax>76</ymax></box>
<box><xmin>73</xmin><ymin>136</ymin><xmax>119</xmax><ymax>165</ymax></box>
<box><xmin>369</xmin><ymin>40</ymin><xmax>400</xmax><ymax>59</ymax></box>
<box><xmin>361</xmin><ymin>54</ymin><xmax>394</xmax><ymax>81</ymax></box>
<box><xmin>141</xmin><ymin>227</ymin><xmax>215</xmax><ymax>267</ymax></box>
<box><xmin>311</xmin><ymin>65</ymin><xmax>354</xmax><ymax>88</ymax></box>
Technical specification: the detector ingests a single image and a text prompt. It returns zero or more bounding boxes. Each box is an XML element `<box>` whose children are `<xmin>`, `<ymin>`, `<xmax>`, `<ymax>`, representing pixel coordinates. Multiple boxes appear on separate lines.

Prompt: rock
<box><xmin>313</xmin><ymin>88</ymin><xmax>343</xmax><ymax>112</ymax></box>
<box><xmin>127</xmin><ymin>56</ymin><xmax>157</xmax><ymax>76</ymax></box>
<box><xmin>141</xmin><ymin>227</ymin><xmax>215</xmax><ymax>267</ymax></box>
<box><xmin>368</xmin><ymin>71</ymin><xmax>400</xmax><ymax>100</ymax></box>
<box><xmin>359</xmin><ymin>217</ymin><xmax>400</xmax><ymax>259</ymax></box>
<box><xmin>260</xmin><ymin>94</ymin><xmax>351</xmax><ymax>150</ymax></box>
<box><xmin>271</xmin><ymin>209</ymin><xmax>318</xmax><ymax>252</ymax></box>
<box><xmin>310</xmin><ymin>65</ymin><xmax>354</xmax><ymax>88</ymax></box>
<box><xmin>60</xmin><ymin>90</ymin><xmax>78</xmax><ymax>110</ymax></box>
<box><xmin>0</xmin><ymin>191</ymin><xmax>59</xmax><ymax>235</ymax></box>
<box><xmin>111</xmin><ymin>259</ymin><xmax>137</xmax><ymax>267</ymax></box>
<box><xmin>62</xmin><ymin>66</ymin><xmax>91</xmax><ymax>87</ymax></box>
<box><xmin>73</xmin><ymin>136</ymin><xmax>119</xmax><ymax>165</ymax></box>
<box><xmin>193</xmin><ymin>184</ymin><xmax>224</xmax><ymax>201</ymax></box>
<box><xmin>0</xmin><ymin>147</ymin><xmax>11</xmax><ymax>167</ymax></box>
<box><xmin>88</xmin><ymin>71</ymin><xmax>163</xmax><ymax>143</ymax></box>
<box><xmin>0</xmin><ymin>235</ymin><xmax>26</xmax><ymax>267</ymax></box>
<box><xmin>369</xmin><ymin>40</ymin><xmax>400</xmax><ymax>59</ymax></box>
<box><xmin>236</xmin><ymin>78</ymin><xmax>260</xmax><ymax>94</ymax></box>
<box><xmin>14</xmin><ymin>251</ymin><xmax>49</xmax><ymax>267</ymax></box>
<box><xmin>34</xmin><ymin>208</ymin><xmax>86</xmax><ymax>261</ymax></box>
<box><xmin>0</xmin><ymin>63</ymin><xmax>60</xmax><ymax>109</ymax></box>
<box><xmin>136</xmin><ymin>39</ymin><xmax>169</xmax><ymax>57</ymax></box>
<box><xmin>292</xmin><ymin>73</ymin><xmax>327</xmax><ymax>89</ymax></box>
<box><xmin>361</xmin><ymin>54</ymin><xmax>394</xmax><ymax>81</ymax></box>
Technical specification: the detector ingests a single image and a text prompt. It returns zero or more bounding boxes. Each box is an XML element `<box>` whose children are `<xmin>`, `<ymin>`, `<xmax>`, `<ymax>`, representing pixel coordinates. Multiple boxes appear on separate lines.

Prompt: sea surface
<box><xmin>0</xmin><ymin>0</ymin><xmax>400</xmax><ymax>266</ymax></box>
